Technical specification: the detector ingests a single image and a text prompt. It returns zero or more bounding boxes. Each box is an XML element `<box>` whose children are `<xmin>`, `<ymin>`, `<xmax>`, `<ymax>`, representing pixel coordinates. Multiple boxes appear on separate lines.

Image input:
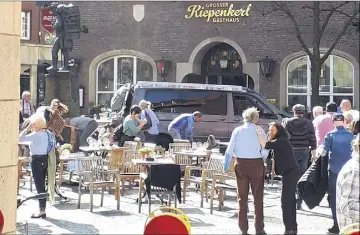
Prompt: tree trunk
<box><xmin>310</xmin><ymin>60</ymin><xmax>321</xmax><ymax>108</ymax></box>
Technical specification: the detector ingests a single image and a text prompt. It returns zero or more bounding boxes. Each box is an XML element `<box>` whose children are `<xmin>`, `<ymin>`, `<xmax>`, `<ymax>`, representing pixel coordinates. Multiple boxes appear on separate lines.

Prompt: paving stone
<box><xmin>17</xmin><ymin>180</ymin><xmax>333</xmax><ymax>234</ymax></box>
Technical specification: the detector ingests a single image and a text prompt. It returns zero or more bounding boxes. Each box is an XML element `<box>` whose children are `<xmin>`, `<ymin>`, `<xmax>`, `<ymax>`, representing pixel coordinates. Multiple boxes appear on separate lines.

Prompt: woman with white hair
<box><xmin>19</xmin><ymin>114</ymin><xmax>56</xmax><ymax>218</ymax></box>
<box><xmin>139</xmin><ymin>100</ymin><xmax>159</xmax><ymax>143</ymax></box>
<box><xmin>224</xmin><ymin>107</ymin><xmax>268</xmax><ymax>235</ymax></box>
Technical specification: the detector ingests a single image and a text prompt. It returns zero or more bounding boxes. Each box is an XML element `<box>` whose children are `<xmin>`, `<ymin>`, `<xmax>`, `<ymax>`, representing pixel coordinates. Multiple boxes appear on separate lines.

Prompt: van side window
<box><xmin>233</xmin><ymin>95</ymin><xmax>276</xmax><ymax>118</ymax></box>
<box><xmin>145</xmin><ymin>89</ymin><xmax>227</xmax><ymax>115</ymax></box>
<box><xmin>233</xmin><ymin>95</ymin><xmax>254</xmax><ymax>116</ymax></box>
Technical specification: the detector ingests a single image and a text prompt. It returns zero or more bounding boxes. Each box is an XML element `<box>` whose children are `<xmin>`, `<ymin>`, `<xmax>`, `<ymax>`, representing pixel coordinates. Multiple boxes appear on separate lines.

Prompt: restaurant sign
<box><xmin>185</xmin><ymin>2</ymin><xmax>252</xmax><ymax>23</ymax></box>
<box><xmin>42</xmin><ymin>8</ymin><xmax>56</xmax><ymax>33</ymax></box>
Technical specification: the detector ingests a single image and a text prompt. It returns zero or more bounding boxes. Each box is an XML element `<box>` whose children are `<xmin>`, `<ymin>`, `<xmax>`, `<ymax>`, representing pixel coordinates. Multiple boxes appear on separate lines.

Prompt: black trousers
<box><xmin>118</xmin><ymin>135</ymin><xmax>135</xmax><ymax>147</ymax></box>
<box><xmin>144</xmin><ymin>132</ymin><xmax>158</xmax><ymax>144</ymax></box>
<box><xmin>281</xmin><ymin>168</ymin><xmax>301</xmax><ymax>231</ymax></box>
<box><xmin>31</xmin><ymin>155</ymin><xmax>48</xmax><ymax>211</ymax></box>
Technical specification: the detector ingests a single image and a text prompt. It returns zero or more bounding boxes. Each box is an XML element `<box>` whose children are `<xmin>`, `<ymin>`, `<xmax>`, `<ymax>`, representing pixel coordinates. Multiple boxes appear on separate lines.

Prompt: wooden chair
<box><xmin>169</xmin><ymin>143</ymin><xmax>192</xmax><ymax>167</ymax></box>
<box><xmin>209</xmin><ymin>157</ymin><xmax>237</xmax><ymax>214</ymax></box>
<box><xmin>124</xmin><ymin>141</ymin><xmax>139</xmax><ymax>150</ymax></box>
<box><xmin>77</xmin><ymin>156</ymin><xmax>120</xmax><ymax>212</ymax></box>
<box><xmin>118</xmin><ymin>150</ymin><xmax>143</xmax><ymax>195</ymax></box>
<box><xmin>183</xmin><ymin>151</ymin><xmax>225</xmax><ymax>207</ymax></box>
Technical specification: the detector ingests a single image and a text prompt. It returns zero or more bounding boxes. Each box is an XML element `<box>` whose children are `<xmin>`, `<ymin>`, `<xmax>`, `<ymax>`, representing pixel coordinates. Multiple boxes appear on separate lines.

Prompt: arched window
<box><xmin>287</xmin><ymin>55</ymin><xmax>354</xmax><ymax>108</ymax></box>
<box><xmin>96</xmin><ymin>56</ymin><xmax>154</xmax><ymax>105</ymax></box>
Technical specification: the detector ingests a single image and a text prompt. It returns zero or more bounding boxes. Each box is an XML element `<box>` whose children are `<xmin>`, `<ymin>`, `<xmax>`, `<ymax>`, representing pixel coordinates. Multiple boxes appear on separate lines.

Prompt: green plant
<box><xmin>92</xmin><ymin>104</ymin><xmax>105</xmax><ymax>109</ymax></box>
<box><xmin>282</xmin><ymin>105</ymin><xmax>292</xmax><ymax>113</ymax></box>
<box><xmin>61</xmin><ymin>143</ymin><xmax>72</xmax><ymax>151</ymax></box>
<box><xmin>138</xmin><ymin>147</ymin><xmax>153</xmax><ymax>155</ymax></box>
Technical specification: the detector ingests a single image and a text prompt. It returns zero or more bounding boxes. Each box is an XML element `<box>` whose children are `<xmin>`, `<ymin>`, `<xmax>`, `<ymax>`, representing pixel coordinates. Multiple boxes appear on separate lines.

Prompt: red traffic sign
<box><xmin>0</xmin><ymin>210</ymin><xmax>4</xmax><ymax>234</ymax></box>
<box><xmin>42</xmin><ymin>8</ymin><xmax>55</xmax><ymax>33</ymax></box>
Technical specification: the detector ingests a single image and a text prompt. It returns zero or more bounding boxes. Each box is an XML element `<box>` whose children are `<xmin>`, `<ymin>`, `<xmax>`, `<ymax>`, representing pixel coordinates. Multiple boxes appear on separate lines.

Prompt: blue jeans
<box><xmin>293</xmin><ymin>148</ymin><xmax>310</xmax><ymax>204</ymax></box>
<box><xmin>329</xmin><ymin>171</ymin><xmax>339</xmax><ymax>230</ymax></box>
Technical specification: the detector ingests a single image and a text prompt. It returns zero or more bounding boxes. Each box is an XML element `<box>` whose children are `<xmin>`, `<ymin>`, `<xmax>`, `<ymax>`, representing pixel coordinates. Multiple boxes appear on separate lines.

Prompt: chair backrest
<box><xmin>109</xmin><ymin>147</ymin><xmax>128</xmax><ymax>170</ymax></box>
<box><xmin>169</xmin><ymin>143</ymin><xmax>191</xmax><ymax>153</ymax></box>
<box><xmin>77</xmin><ymin>157</ymin><xmax>104</xmax><ymax>182</ymax></box>
<box><xmin>206</xmin><ymin>152</ymin><xmax>225</xmax><ymax>178</ymax></box>
<box><xmin>169</xmin><ymin>143</ymin><xmax>192</xmax><ymax>165</ymax></box>
<box><xmin>154</xmin><ymin>146</ymin><xmax>165</xmax><ymax>156</ymax></box>
<box><xmin>123</xmin><ymin>150</ymin><xmax>142</xmax><ymax>173</ymax></box>
<box><xmin>124</xmin><ymin>141</ymin><xmax>138</xmax><ymax>150</ymax></box>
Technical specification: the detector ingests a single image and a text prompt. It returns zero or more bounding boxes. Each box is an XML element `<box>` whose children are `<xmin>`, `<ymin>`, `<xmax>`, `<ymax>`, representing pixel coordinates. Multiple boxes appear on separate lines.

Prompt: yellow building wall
<box><xmin>0</xmin><ymin>2</ymin><xmax>21</xmax><ymax>234</ymax></box>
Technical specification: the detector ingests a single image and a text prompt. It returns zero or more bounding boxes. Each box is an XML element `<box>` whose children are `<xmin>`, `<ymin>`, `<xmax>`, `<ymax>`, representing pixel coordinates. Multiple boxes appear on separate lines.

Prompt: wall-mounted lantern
<box><xmin>155</xmin><ymin>58</ymin><xmax>172</xmax><ymax>81</ymax></box>
<box><xmin>258</xmin><ymin>56</ymin><xmax>275</xmax><ymax>80</ymax></box>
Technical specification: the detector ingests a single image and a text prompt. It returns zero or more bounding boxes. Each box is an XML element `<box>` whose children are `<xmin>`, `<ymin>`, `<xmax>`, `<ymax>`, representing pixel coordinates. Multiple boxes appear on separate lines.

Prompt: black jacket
<box><xmin>282</xmin><ymin>117</ymin><xmax>317</xmax><ymax>150</ymax></box>
<box><xmin>297</xmin><ymin>155</ymin><xmax>328</xmax><ymax>209</ymax></box>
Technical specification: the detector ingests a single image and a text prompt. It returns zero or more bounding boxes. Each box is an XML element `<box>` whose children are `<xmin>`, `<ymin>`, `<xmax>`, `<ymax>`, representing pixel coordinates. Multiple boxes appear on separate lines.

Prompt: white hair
<box><xmin>139</xmin><ymin>100</ymin><xmax>149</xmax><ymax>110</ymax></box>
<box><xmin>242</xmin><ymin>107</ymin><xmax>259</xmax><ymax>123</ymax></box>
<box><xmin>312</xmin><ymin>106</ymin><xmax>323</xmax><ymax>113</ymax></box>
<box><xmin>22</xmin><ymin>91</ymin><xmax>30</xmax><ymax>99</ymax></box>
<box><xmin>343</xmin><ymin>111</ymin><xmax>354</xmax><ymax>122</ymax></box>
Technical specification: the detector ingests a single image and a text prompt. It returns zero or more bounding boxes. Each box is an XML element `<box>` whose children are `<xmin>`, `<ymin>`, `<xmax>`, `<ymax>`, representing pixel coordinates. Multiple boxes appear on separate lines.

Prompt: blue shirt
<box><xmin>323</xmin><ymin>126</ymin><xmax>354</xmax><ymax>174</ymax></box>
<box><xmin>19</xmin><ymin>131</ymin><xmax>55</xmax><ymax>156</ymax></box>
<box><xmin>224</xmin><ymin>122</ymin><xmax>269</xmax><ymax>171</ymax></box>
<box><xmin>140</xmin><ymin>109</ymin><xmax>159</xmax><ymax>135</ymax></box>
<box><xmin>168</xmin><ymin>114</ymin><xmax>195</xmax><ymax>141</ymax></box>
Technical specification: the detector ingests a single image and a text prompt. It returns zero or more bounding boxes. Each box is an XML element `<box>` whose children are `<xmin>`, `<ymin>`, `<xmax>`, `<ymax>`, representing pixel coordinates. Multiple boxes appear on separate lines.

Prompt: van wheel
<box><xmin>156</xmin><ymin>134</ymin><xmax>173</xmax><ymax>151</ymax></box>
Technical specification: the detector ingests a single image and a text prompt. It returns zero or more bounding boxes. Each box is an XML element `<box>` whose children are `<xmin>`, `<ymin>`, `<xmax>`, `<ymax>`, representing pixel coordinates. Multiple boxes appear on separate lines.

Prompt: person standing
<box><xmin>312</xmin><ymin>106</ymin><xmax>324</xmax><ymax>120</ymax></box>
<box><xmin>139</xmin><ymin>100</ymin><xmax>159</xmax><ymax>143</ymax></box>
<box><xmin>313</xmin><ymin>102</ymin><xmax>338</xmax><ymax>148</ymax></box>
<box><xmin>19</xmin><ymin>114</ymin><xmax>56</xmax><ymax>218</ymax></box>
<box><xmin>66</xmin><ymin>116</ymin><xmax>99</xmax><ymax>146</ymax></box>
<box><xmin>319</xmin><ymin>113</ymin><xmax>354</xmax><ymax>235</ymax></box>
<box><xmin>20</xmin><ymin>91</ymin><xmax>35</xmax><ymax>119</ymax></box>
<box><xmin>282</xmin><ymin>104</ymin><xmax>317</xmax><ymax>210</ymax></box>
<box><xmin>118</xmin><ymin>105</ymin><xmax>146</xmax><ymax>146</ymax></box>
<box><xmin>224</xmin><ymin>107</ymin><xmax>268</xmax><ymax>235</ymax></box>
<box><xmin>340</xmin><ymin>99</ymin><xmax>359</xmax><ymax>120</ymax></box>
<box><xmin>257</xmin><ymin>123</ymin><xmax>300</xmax><ymax>235</ymax></box>
<box><xmin>336</xmin><ymin>134</ymin><xmax>359</xmax><ymax>232</ymax></box>
<box><xmin>168</xmin><ymin>111</ymin><xmax>202</xmax><ymax>143</ymax></box>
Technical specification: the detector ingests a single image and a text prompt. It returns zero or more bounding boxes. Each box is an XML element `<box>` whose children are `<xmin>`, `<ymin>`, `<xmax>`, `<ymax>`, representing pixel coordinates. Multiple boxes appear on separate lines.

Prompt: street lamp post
<box><xmin>258</xmin><ymin>56</ymin><xmax>276</xmax><ymax>80</ymax></box>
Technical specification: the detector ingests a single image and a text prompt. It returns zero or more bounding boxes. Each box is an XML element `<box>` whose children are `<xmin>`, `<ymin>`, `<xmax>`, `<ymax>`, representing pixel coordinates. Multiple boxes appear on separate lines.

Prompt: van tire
<box><xmin>156</xmin><ymin>133</ymin><xmax>173</xmax><ymax>150</ymax></box>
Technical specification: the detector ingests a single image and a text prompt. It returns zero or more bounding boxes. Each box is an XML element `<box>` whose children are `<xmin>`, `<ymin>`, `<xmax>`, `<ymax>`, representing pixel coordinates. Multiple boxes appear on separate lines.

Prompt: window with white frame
<box><xmin>21</xmin><ymin>11</ymin><xmax>31</xmax><ymax>40</ymax></box>
<box><xmin>96</xmin><ymin>56</ymin><xmax>154</xmax><ymax>106</ymax></box>
<box><xmin>287</xmin><ymin>55</ymin><xmax>354</xmax><ymax>108</ymax></box>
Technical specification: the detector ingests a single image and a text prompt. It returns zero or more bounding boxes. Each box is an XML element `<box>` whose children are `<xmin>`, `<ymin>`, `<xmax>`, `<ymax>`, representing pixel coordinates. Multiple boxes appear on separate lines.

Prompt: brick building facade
<box><xmin>70</xmin><ymin>1</ymin><xmax>359</xmax><ymax>112</ymax></box>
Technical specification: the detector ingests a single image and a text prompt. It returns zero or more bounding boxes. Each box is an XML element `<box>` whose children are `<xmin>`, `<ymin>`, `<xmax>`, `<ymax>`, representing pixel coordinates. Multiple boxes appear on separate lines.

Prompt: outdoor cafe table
<box><xmin>132</xmin><ymin>158</ymin><xmax>175</xmax><ymax>213</ymax></box>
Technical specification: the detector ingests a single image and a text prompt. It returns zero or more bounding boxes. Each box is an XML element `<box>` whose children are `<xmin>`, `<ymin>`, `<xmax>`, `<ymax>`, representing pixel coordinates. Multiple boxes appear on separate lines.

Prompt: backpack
<box><xmin>142</xmin><ymin>110</ymin><xmax>153</xmax><ymax>130</ymax></box>
<box><xmin>113</xmin><ymin>124</ymin><xmax>124</xmax><ymax>142</ymax></box>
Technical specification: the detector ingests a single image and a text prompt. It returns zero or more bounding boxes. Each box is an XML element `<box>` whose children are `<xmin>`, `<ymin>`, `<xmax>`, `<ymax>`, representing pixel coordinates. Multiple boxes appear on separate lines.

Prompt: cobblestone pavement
<box><xmin>17</xmin><ymin>179</ymin><xmax>333</xmax><ymax>234</ymax></box>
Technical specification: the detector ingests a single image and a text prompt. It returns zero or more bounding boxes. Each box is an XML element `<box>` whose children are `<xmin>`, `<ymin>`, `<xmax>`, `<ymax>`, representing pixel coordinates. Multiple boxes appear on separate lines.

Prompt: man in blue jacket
<box><xmin>320</xmin><ymin>113</ymin><xmax>354</xmax><ymax>235</ymax></box>
<box><xmin>168</xmin><ymin>111</ymin><xmax>202</xmax><ymax>143</ymax></box>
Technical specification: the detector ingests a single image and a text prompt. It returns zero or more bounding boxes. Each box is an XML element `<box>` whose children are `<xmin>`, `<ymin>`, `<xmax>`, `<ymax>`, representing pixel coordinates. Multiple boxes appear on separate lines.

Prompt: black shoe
<box><xmin>241</xmin><ymin>233</ymin><xmax>249</xmax><ymax>235</ymax></box>
<box><xmin>284</xmin><ymin>230</ymin><xmax>297</xmax><ymax>235</ymax></box>
<box><xmin>327</xmin><ymin>226</ymin><xmax>339</xmax><ymax>235</ymax></box>
<box><xmin>256</xmin><ymin>231</ymin><xmax>267</xmax><ymax>235</ymax></box>
<box><xmin>31</xmin><ymin>213</ymin><xmax>46</xmax><ymax>219</ymax></box>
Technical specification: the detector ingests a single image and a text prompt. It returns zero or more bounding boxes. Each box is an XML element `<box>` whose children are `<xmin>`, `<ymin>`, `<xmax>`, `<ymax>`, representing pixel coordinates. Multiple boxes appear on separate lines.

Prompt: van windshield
<box><xmin>144</xmin><ymin>89</ymin><xmax>227</xmax><ymax>115</ymax></box>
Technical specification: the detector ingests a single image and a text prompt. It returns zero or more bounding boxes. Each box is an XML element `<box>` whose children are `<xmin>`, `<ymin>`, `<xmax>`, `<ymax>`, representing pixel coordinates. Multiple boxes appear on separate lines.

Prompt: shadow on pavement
<box><xmin>28</xmin><ymin>223</ymin><xmax>53</xmax><ymax>235</ymax></box>
<box><xmin>189</xmin><ymin>217</ymin><xmax>214</xmax><ymax>227</ymax></box>
<box><xmin>92</xmin><ymin>210</ymin><xmax>132</xmax><ymax>217</ymax></box>
<box><xmin>44</xmin><ymin>217</ymin><xmax>99</xmax><ymax>234</ymax></box>
<box><xmin>297</xmin><ymin>210</ymin><xmax>332</xmax><ymax>219</ymax></box>
<box><xmin>180</xmin><ymin>207</ymin><xmax>205</xmax><ymax>215</ymax></box>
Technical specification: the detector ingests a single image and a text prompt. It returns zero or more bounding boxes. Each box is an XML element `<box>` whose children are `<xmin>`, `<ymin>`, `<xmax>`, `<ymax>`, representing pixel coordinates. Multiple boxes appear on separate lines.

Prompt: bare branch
<box><xmin>320</xmin><ymin>2</ymin><xmax>350</xmax><ymax>37</ymax></box>
<box><xmin>321</xmin><ymin>5</ymin><xmax>360</xmax><ymax>64</ymax></box>
<box><xmin>275</xmin><ymin>2</ymin><xmax>313</xmax><ymax>58</ymax></box>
